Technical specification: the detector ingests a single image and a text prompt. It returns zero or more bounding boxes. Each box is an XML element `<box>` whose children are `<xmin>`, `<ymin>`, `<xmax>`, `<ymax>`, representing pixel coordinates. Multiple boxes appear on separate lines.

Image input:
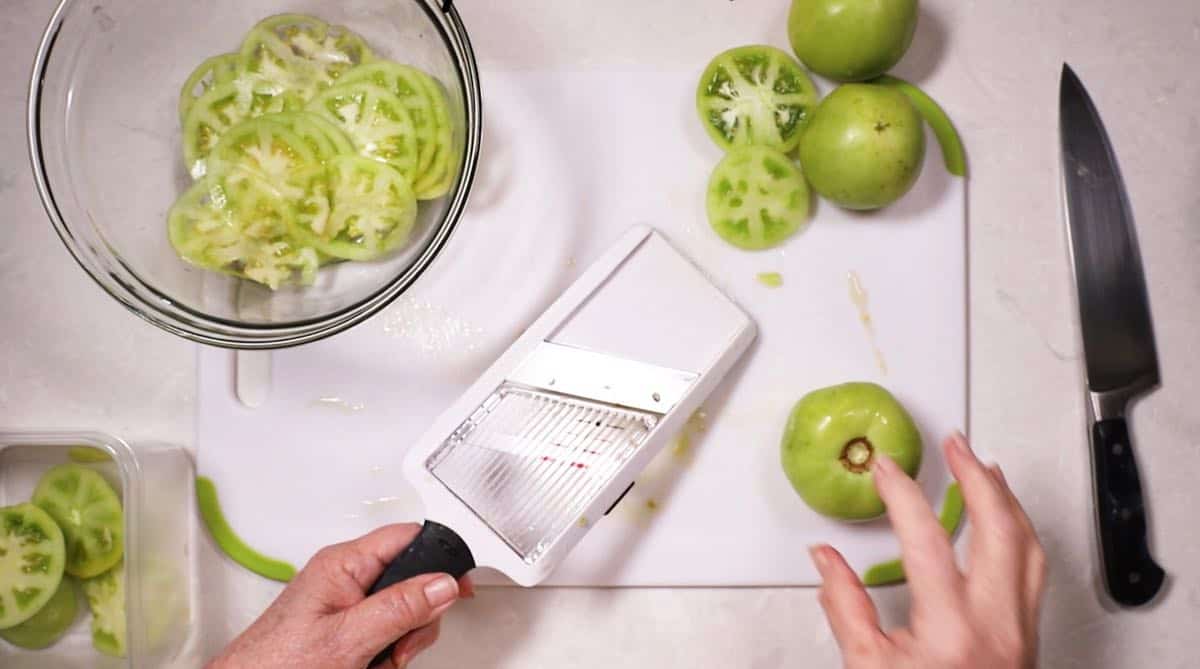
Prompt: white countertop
<box><xmin>2</xmin><ymin>0</ymin><xmax>1198</xmax><ymax>666</ymax></box>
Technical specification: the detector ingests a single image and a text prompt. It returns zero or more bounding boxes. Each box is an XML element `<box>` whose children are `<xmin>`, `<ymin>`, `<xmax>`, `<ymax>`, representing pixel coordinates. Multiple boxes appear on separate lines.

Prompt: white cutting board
<box><xmin>196</xmin><ymin>65</ymin><xmax>965</xmax><ymax>586</ymax></box>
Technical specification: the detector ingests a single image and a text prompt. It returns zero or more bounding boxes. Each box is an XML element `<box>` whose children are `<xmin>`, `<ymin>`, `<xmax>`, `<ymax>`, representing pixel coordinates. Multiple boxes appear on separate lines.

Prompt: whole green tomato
<box><xmin>798</xmin><ymin>83</ymin><xmax>926</xmax><ymax>210</ymax></box>
<box><xmin>780</xmin><ymin>382</ymin><xmax>922</xmax><ymax>521</ymax></box>
<box><xmin>787</xmin><ymin>0</ymin><xmax>919</xmax><ymax>82</ymax></box>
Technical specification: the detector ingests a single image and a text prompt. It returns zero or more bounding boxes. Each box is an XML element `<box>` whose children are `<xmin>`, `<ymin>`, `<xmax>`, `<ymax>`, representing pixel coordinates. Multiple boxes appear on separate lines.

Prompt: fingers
<box><xmin>343</xmin><ymin>572</ymin><xmax>459</xmax><ymax>658</ymax></box>
<box><xmin>810</xmin><ymin>545</ymin><xmax>888</xmax><ymax>660</ymax></box>
<box><xmin>321</xmin><ymin>524</ymin><xmax>425</xmax><ymax>592</ymax></box>
<box><xmin>386</xmin><ymin>620</ymin><xmax>442</xmax><ymax>669</ymax></box>
<box><xmin>986</xmin><ymin>463</ymin><xmax>1047</xmax><ymax>622</ymax></box>
<box><xmin>873</xmin><ymin>452</ymin><xmax>963</xmax><ymax>610</ymax></box>
<box><xmin>943</xmin><ymin>434</ymin><xmax>1028</xmax><ymax>602</ymax></box>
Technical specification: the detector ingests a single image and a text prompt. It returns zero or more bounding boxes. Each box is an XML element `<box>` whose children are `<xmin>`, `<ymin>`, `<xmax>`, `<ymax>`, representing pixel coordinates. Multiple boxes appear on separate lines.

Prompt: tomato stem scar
<box><xmin>840</xmin><ymin>438</ymin><xmax>875</xmax><ymax>473</ymax></box>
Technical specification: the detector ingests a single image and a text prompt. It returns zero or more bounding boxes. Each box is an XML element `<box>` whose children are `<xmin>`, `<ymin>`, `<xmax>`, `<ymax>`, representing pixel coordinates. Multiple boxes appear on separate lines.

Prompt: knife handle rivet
<box><xmin>1119</xmin><ymin>508</ymin><xmax>1133</xmax><ymax>521</ymax></box>
<box><xmin>1112</xmin><ymin>442</ymin><xmax>1124</xmax><ymax>456</ymax></box>
<box><xmin>1129</xmin><ymin>571</ymin><xmax>1142</xmax><ymax>584</ymax></box>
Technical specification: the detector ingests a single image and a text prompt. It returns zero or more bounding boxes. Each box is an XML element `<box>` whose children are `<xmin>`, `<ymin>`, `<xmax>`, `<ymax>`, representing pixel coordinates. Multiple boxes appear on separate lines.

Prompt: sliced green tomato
<box><xmin>207</xmin><ymin>117</ymin><xmax>318</xmax><ymax>192</ymax></box>
<box><xmin>292</xmin><ymin>155</ymin><xmax>417</xmax><ymax>261</ymax></box>
<box><xmin>169</xmin><ymin>171</ymin><xmax>320</xmax><ymax>290</ymax></box>
<box><xmin>335</xmin><ymin>62</ymin><xmax>450</xmax><ymax>188</ymax></box>
<box><xmin>0</xmin><ymin>503</ymin><xmax>66</xmax><ymax>630</ymax></box>
<box><xmin>696</xmin><ymin>45</ymin><xmax>818</xmax><ymax>153</ymax></box>
<box><xmin>307</xmin><ymin>82</ymin><xmax>419</xmax><ymax>180</ymax></box>
<box><xmin>239</xmin><ymin>15</ymin><xmax>371</xmax><ymax>101</ymax></box>
<box><xmin>182</xmin><ymin>81</ymin><xmax>301</xmax><ymax>180</ymax></box>
<box><xmin>178</xmin><ymin>53</ymin><xmax>240</xmax><ymax>124</ymax></box>
<box><xmin>267</xmin><ymin>111</ymin><xmax>355</xmax><ymax>160</ymax></box>
<box><xmin>82</xmin><ymin>561</ymin><xmax>126</xmax><ymax>658</ymax></box>
<box><xmin>706</xmin><ymin>145</ymin><xmax>811</xmax><ymax>250</ymax></box>
<box><xmin>412</xmin><ymin>76</ymin><xmax>457</xmax><ymax>199</ymax></box>
<box><xmin>31</xmin><ymin>465</ymin><xmax>124</xmax><ymax>579</ymax></box>
<box><xmin>0</xmin><ymin>578</ymin><xmax>77</xmax><ymax>649</ymax></box>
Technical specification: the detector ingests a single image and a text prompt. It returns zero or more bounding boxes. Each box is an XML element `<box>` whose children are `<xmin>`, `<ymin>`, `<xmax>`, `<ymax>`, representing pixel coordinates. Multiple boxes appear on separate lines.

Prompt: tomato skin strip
<box><xmin>873</xmin><ymin>75</ymin><xmax>967</xmax><ymax>178</ymax></box>
<box><xmin>860</xmin><ymin>483</ymin><xmax>965</xmax><ymax>587</ymax></box>
<box><xmin>196</xmin><ymin>476</ymin><xmax>297</xmax><ymax>582</ymax></box>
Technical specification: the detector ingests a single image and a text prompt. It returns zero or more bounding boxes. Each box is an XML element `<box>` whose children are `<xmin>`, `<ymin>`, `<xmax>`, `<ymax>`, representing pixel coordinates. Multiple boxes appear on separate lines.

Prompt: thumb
<box><xmin>341</xmin><ymin>573</ymin><xmax>459</xmax><ymax>655</ymax></box>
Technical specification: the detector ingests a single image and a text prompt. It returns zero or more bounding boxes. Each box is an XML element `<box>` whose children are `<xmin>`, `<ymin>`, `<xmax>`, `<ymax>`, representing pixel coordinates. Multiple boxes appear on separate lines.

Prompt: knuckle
<box><xmin>387</xmin><ymin>586</ymin><xmax>431</xmax><ymax>628</ymax></box>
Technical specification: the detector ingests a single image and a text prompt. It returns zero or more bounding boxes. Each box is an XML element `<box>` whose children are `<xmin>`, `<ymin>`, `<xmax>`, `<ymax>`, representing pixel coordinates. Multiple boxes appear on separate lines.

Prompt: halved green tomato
<box><xmin>169</xmin><ymin>170</ymin><xmax>320</xmax><ymax>289</ymax></box>
<box><xmin>307</xmin><ymin>82</ymin><xmax>419</xmax><ymax>180</ymax></box>
<box><xmin>0</xmin><ymin>503</ymin><xmax>66</xmax><ymax>630</ymax></box>
<box><xmin>706</xmin><ymin>145</ymin><xmax>811</xmax><ymax>250</ymax></box>
<box><xmin>239</xmin><ymin>14</ymin><xmax>371</xmax><ymax>100</ymax></box>
<box><xmin>266</xmin><ymin>111</ymin><xmax>355</xmax><ymax>160</ymax></box>
<box><xmin>0</xmin><ymin>577</ymin><xmax>77</xmax><ymax>649</ymax></box>
<box><xmin>182</xmin><ymin>81</ymin><xmax>302</xmax><ymax>179</ymax></box>
<box><xmin>335</xmin><ymin>62</ymin><xmax>451</xmax><ymax>195</ymax></box>
<box><xmin>207</xmin><ymin>117</ymin><xmax>318</xmax><ymax>192</ymax></box>
<box><xmin>178</xmin><ymin>53</ymin><xmax>240</xmax><ymax>124</ymax></box>
<box><xmin>31</xmin><ymin>465</ymin><xmax>124</xmax><ymax>579</ymax></box>
<box><xmin>82</xmin><ymin>561</ymin><xmax>126</xmax><ymax>658</ymax></box>
<box><xmin>696</xmin><ymin>45</ymin><xmax>818</xmax><ymax>153</ymax></box>
<box><xmin>292</xmin><ymin>155</ymin><xmax>417</xmax><ymax>261</ymax></box>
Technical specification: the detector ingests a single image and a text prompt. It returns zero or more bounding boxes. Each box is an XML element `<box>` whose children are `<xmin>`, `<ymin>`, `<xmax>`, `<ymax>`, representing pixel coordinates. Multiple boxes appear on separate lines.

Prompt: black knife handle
<box><xmin>1091</xmin><ymin>418</ymin><xmax>1165</xmax><ymax>606</ymax></box>
<box><xmin>366</xmin><ymin>521</ymin><xmax>475</xmax><ymax>667</ymax></box>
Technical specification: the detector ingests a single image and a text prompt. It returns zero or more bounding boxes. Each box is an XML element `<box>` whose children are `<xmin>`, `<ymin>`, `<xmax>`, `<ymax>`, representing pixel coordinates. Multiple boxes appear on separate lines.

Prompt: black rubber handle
<box><xmin>367</xmin><ymin>521</ymin><xmax>475</xmax><ymax>667</ymax></box>
<box><xmin>1091</xmin><ymin>418</ymin><xmax>1165</xmax><ymax>606</ymax></box>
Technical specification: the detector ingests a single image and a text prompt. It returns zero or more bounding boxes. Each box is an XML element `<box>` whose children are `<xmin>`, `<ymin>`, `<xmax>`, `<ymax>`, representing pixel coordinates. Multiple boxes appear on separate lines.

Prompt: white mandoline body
<box><xmin>401</xmin><ymin>225</ymin><xmax>756</xmax><ymax>586</ymax></box>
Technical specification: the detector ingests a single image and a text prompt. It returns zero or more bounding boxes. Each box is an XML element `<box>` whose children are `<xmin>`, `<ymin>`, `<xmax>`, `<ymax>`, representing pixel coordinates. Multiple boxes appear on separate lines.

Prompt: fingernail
<box><xmin>952</xmin><ymin>431</ymin><xmax>971</xmax><ymax>456</ymax></box>
<box><xmin>989</xmin><ymin>463</ymin><xmax>1007</xmax><ymax>484</ymax></box>
<box><xmin>808</xmin><ymin>545</ymin><xmax>829</xmax><ymax>572</ymax></box>
<box><xmin>424</xmin><ymin>575</ymin><xmax>458</xmax><ymax>608</ymax></box>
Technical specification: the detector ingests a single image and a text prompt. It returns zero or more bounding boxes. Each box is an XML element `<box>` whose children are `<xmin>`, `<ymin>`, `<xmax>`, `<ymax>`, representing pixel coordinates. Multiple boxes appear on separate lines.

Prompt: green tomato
<box><xmin>696</xmin><ymin>45</ymin><xmax>819</xmax><ymax>153</ymax></box>
<box><xmin>787</xmin><ymin>0</ymin><xmax>919</xmax><ymax>82</ymax></box>
<box><xmin>780</xmin><ymin>382</ymin><xmax>922</xmax><ymax>520</ymax></box>
<box><xmin>82</xmin><ymin>560</ymin><xmax>126</xmax><ymax>658</ymax></box>
<box><xmin>706</xmin><ymin>146</ymin><xmax>810</xmax><ymax>250</ymax></box>
<box><xmin>32</xmin><ymin>464</ymin><xmax>125</xmax><ymax>579</ymax></box>
<box><xmin>0</xmin><ymin>503</ymin><xmax>66</xmax><ymax>630</ymax></box>
<box><xmin>0</xmin><ymin>577</ymin><xmax>78</xmax><ymax>649</ymax></box>
<box><xmin>798</xmin><ymin>83</ymin><xmax>925</xmax><ymax>210</ymax></box>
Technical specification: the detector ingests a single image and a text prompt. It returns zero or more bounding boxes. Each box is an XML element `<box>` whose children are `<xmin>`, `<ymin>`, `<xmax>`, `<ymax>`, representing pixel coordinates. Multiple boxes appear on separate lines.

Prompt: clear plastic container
<box><xmin>0</xmin><ymin>432</ymin><xmax>197</xmax><ymax>668</ymax></box>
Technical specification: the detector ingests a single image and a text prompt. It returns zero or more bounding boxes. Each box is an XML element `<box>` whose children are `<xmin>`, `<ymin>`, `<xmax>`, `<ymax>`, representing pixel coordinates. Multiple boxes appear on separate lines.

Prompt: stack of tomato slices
<box><xmin>169</xmin><ymin>13</ymin><xmax>457</xmax><ymax>289</ymax></box>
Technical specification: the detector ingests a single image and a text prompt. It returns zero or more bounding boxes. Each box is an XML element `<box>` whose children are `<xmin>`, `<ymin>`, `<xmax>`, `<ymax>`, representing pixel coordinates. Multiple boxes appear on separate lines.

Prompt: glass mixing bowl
<box><xmin>28</xmin><ymin>0</ymin><xmax>481</xmax><ymax>348</ymax></box>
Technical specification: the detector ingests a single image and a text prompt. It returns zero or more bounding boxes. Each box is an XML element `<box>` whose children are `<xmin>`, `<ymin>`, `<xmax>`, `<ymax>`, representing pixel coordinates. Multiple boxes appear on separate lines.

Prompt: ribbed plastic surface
<box><xmin>427</xmin><ymin>385</ymin><xmax>658</xmax><ymax>563</ymax></box>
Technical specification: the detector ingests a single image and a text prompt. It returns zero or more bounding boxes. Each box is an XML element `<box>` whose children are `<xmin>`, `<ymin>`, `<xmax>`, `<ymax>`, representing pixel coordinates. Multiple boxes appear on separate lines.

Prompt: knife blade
<box><xmin>1059</xmin><ymin>63</ymin><xmax>1165</xmax><ymax>607</ymax></box>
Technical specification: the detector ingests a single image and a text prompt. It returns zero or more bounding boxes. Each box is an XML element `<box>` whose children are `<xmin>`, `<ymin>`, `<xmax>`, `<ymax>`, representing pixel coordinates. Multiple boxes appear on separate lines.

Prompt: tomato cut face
<box><xmin>335</xmin><ymin>62</ymin><xmax>452</xmax><ymax>193</ymax></box>
<box><xmin>0</xmin><ymin>577</ymin><xmax>77</xmax><ymax>649</ymax></box>
<box><xmin>183</xmin><ymin>81</ymin><xmax>301</xmax><ymax>179</ymax></box>
<box><xmin>268</xmin><ymin>111</ymin><xmax>355</xmax><ymax>160</ymax></box>
<box><xmin>208</xmin><ymin>117</ymin><xmax>318</xmax><ymax>192</ymax></box>
<box><xmin>706</xmin><ymin>146</ymin><xmax>811</xmax><ymax>250</ymax></box>
<box><xmin>0</xmin><ymin>503</ymin><xmax>66</xmax><ymax>630</ymax></box>
<box><xmin>169</xmin><ymin>171</ymin><xmax>320</xmax><ymax>289</ymax></box>
<box><xmin>82</xmin><ymin>560</ymin><xmax>126</xmax><ymax>658</ymax></box>
<box><xmin>179</xmin><ymin>53</ymin><xmax>240</xmax><ymax>124</ymax></box>
<box><xmin>307</xmin><ymin>82</ymin><xmax>419</xmax><ymax>180</ymax></box>
<box><xmin>292</xmin><ymin>155</ymin><xmax>417</xmax><ymax>261</ymax></box>
<box><xmin>696</xmin><ymin>45</ymin><xmax>818</xmax><ymax>153</ymax></box>
<box><xmin>239</xmin><ymin>14</ymin><xmax>371</xmax><ymax>101</ymax></box>
<box><xmin>31</xmin><ymin>465</ymin><xmax>124</xmax><ymax>579</ymax></box>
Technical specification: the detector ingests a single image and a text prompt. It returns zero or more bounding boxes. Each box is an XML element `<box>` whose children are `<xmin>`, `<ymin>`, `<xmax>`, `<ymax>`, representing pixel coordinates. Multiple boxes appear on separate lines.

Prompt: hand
<box><xmin>209</xmin><ymin>524</ymin><xmax>474</xmax><ymax>669</ymax></box>
<box><xmin>810</xmin><ymin>433</ymin><xmax>1046</xmax><ymax>669</ymax></box>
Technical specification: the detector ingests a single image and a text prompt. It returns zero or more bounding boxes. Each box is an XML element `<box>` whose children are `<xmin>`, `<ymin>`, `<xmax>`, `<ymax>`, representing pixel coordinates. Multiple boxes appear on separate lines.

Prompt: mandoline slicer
<box><xmin>367</xmin><ymin>225</ymin><xmax>755</xmax><ymax>608</ymax></box>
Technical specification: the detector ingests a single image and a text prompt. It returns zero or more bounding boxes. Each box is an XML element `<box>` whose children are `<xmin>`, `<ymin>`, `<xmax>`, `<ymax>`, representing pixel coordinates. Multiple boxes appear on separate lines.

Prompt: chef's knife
<box><xmin>1059</xmin><ymin>63</ymin><xmax>1165</xmax><ymax>607</ymax></box>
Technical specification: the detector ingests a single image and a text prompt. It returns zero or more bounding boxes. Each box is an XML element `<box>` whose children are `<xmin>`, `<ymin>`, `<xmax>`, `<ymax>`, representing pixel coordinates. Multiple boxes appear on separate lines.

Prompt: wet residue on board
<box><xmin>310</xmin><ymin>396</ymin><xmax>366</xmax><ymax>414</ymax></box>
<box><xmin>847</xmin><ymin>270</ymin><xmax>889</xmax><ymax>375</ymax></box>
<box><xmin>360</xmin><ymin>496</ymin><xmax>406</xmax><ymax>512</ymax></box>
<box><xmin>671</xmin><ymin>409</ymin><xmax>709</xmax><ymax>460</ymax></box>
<box><xmin>380</xmin><ymin>296</ymin><xmax>484</xmax><ymax>355</ymax></box>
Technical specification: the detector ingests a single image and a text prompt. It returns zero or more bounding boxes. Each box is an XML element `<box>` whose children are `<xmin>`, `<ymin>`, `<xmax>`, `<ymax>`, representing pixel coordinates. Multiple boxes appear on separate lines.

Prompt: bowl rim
<box><xmin>27</xmin><ymin>0</ymin><xmax>483</xmax><ymax>349</ymax></box>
